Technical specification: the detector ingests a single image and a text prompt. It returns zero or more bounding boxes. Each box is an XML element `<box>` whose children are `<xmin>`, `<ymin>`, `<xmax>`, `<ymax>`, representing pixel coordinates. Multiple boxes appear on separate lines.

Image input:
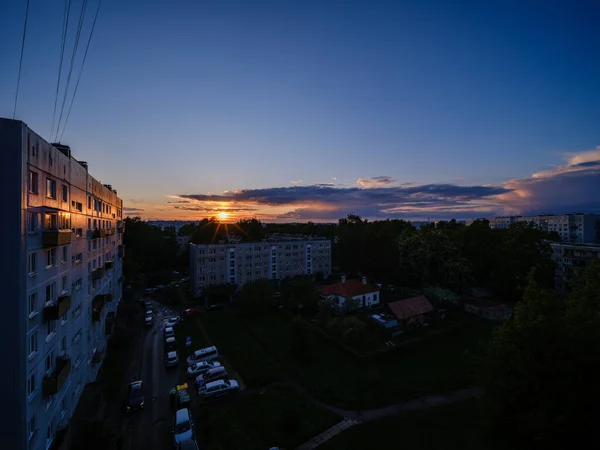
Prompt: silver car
<box><xmin>165</xmin><ymin>351</ymin><xmax>179</xmax><ymax>368</ymax></box>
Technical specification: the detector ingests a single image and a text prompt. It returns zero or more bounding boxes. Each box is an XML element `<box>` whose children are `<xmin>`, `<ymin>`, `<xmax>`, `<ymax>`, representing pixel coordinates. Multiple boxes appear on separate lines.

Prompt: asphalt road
<box><xmin>124</xmin><ymin>299</ymin><xmax>183</xmax><ymax>450</ymax></box>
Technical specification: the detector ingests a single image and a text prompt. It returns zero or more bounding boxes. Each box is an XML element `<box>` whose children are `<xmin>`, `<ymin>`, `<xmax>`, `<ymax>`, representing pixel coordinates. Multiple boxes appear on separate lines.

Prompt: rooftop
<box><xmin>388</xmin><ymin>296</ymin><xmax>435</xmax><ymax>321</ymax></box>
<box><xmin>319</xmin><ymin>279</ymin><xmax>379</xmax><ymax>297</ymax></box>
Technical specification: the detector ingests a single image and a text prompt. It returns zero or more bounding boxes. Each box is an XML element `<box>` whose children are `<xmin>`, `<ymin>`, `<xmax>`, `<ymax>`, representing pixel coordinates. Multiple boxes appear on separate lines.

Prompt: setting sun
<box><xmin>218</xmin><ymin>211</ymin><xmax>229</xmax><ymax>221</ymax></box>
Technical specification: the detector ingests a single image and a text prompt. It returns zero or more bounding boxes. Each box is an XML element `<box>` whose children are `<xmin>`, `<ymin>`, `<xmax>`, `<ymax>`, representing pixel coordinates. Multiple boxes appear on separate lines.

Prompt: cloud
<box><xmin>290</xmin><ymin>180</ymin><xmax>303</xmax><ymax>185</ymax></box>
<box><xmin>128</xmin><ymin>198</ymin><xmax>144</xmax><ymax>204</ymax></box>
<box><xmin>123</xmin><ymin>207</ymin><xmax>145</xmax><ymax>213</ymax></box>
<box><xmin>356</xmin><ymin>175</ymin><xmax>397</xmax><ymax>187</ymax></box>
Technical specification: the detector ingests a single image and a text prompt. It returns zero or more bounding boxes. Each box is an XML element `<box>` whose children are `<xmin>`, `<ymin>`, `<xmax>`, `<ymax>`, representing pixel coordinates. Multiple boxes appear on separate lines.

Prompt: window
<box><xmin>59</xmin><ymin>213</ymin><xmax>70</xmax><ymax>229</ymax></box>
<box><xmin>46</xmin><ymin>418</ymin><xmax>55</xmax><ymax>447</ymax></box>
<box><xmin>62</xmin><ymin>185</ymin><xmax>68</xmax><ymax>202</ymax></box>
<box><xmin>28</xmin><ymin>212</ymin><xmax>39</xmax><ymax>233</ymax></box>
<box><xmin>75</xmin><ymin>202</ymin><xmax>82</xmax><ymax>212</ymax></box>
<box><xmin>88</xmin><ymin>218</ymin><xmax>91</xmax><ymax>230</ymax></box>
<box><xmin>28</xmin><ymin>171</ymin><xmax>39</xmax><ymax>194</ymax></box>
<box><xmin>29</xmin><ymin>253</ymin><xmax>37</xmax><ymax>274</ymax></box>
<box><xmin>62</xmin><ymin>246</ymin><xmax>68</xmax><ymax>264</ymax></box>
<box><xmin>44</xmin><ymin>213</ymin><xmax>57</xmax><ymax>230</ymax></box>
<box><xmin>28</xmin><ymin>292</ymin><xmax>37</xmax><ymax>318</ymax></box>
<box><xmin>28</xmin><ymin>332</ymin><xmax>38</xmax><ymax>358</ymax></box>
<box><xmin>88</xmin><ymin>196</ymin><xmax>91</xmax><ymax>209</ymax></box>
<box><xmin>74</xmin><ymin>278</ymin><xmax>82</xmax><ymax>290</ymax></box>
<box><xmin>46</xmin><ymin>178</ymin><xmax>57</xmax><ymax>199</ymax></box>
<box><xmin>28</xmin><ymin>414</ymin><xmax>36</xmax><ymax>440</ymax></box>
<box><xmin>28</xmin><ymin>374</ymin><xmax>36</xmax><ymax>397</ymax></box>
<box><xmin>75</xmin><ymin>228</ymin><xmax>82</xmax><ymax>237</ymax></box>
<box><xmin>62</xmin><ymin>276</ymin><xmax>68</xmax><ymax>293</ymax></box>
<box><xmin>45</xmin><ymin>282</ymin><xmax>56</xmax><ymax>303</ymax></box>
<box><xmin>46</xmin><ymin>319</ymin><xmax>56</xmax><ymax>338</ymax></box>
<box><xmin>47</xmin><ymin>248</ymin><xmax>57</xmax><ymax>267</ymax></box>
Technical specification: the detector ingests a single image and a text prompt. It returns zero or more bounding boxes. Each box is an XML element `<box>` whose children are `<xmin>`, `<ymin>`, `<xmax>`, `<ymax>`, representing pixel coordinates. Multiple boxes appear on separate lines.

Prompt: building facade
<box><xmin>550</xmin><ymin>242</ymin><xmax>600</xmax><ymax>295</ymax></box>
<box><xmin>1</xmin><ymin>118</ymin><xmax>124</xmax><ymax>450</ymax></box>
<box><xmin>488</xmin><ymin>214</ymin><xmax>600</xmax><ymax>244</ymax></box>
<box><xmin>319</xmin><ymin>276</ymin><xmax>380</xmax><ymax>311</ymax></box>
<box><xmin>190</xmin><ymin>235</ymin><xmax>331</xmax><ymax>296</ymax></box>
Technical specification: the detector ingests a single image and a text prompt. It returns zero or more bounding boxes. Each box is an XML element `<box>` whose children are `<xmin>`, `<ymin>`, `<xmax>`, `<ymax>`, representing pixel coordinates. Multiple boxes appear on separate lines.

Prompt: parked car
<box><xmin>165</xmin><ymin>337</ymin><xmax>177</xmax><ymax>351</ymax></box>
<box><xmin>206</xmin><ymin>303</ymin><xmax>222</xmax><ymax>311</ymax></box>
<box><xmin>164</xmin><ymin>327</ymin><xmax>175</xmax><ymax>339</ymax></box>
<box><xmin>164</xmin><ymin>316</ymin><xmax>181</xmax><ymax>328</ymax></box>
<box><xmin>186</xmin><ymin>346</ymin><xmax>219</xmax><ymax>366</ymax></box>
<box><xmin>197</xmin><ymin>379</ymin><xmax>239</xmax><ymax>398</ymax></box>
<box><xmin>144</xmin><ymin>301</ymin><xmax>153</xmax><ymax>308</ymax></box>
<box><xmin>178</xmin><ymin>439</ymin><xmax>200</xmax><ymax>450</ymax></box>
<box><xmin>156</xmin><ymin>284</ymin><xmax>165</xmax><ymax>291</ymax></box>
<box><xmin>125</xmin><ymin>381</ymin><xmax>145</xmax><ymax>412</ymax></box>
<box><xmin>144</xmin><ymin>316</ymin><xmax>153</xmax><ymax>327</ymax></box>
<box><xmin>165</xmin><ymin>351</ymin><xmax>179</xmax><ymax>368</ymax></box>
<box><xmin>186</xmin><ymin>360</ymin><xmax>221</xmax><ymax>378</ymax></box>
<box><xmin>144</xmin><ymin>288</ymin><xmax>154</xmax><ymax>294</ymax></box>
<box><xmin>195</xmin><ymin>366</ymin><xmax>228</xmax><ymax>386</ymax></box>
<box><xmin>173</xmin><ymin>408</ymin><xmax>194</xmax><ymax>446</ymax></box>
<box><xmin>183</xmin><ymin>308</ymin><xmax>201</xmax><ymax>317</ymax></box>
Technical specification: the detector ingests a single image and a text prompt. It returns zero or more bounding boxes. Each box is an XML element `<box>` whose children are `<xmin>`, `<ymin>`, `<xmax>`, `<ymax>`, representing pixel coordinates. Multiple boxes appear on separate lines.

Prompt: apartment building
<box><xmin>190</xmin><ymin>235</ymin><xmax>331</xmax><ymax>297</ymax></box>
<box><xmin>550</xmin><ymin>242</ymin><xmax>600</xmax><ymax>295</ymax></box>
<box><xmin>2</xmin><ymin>118</ymin><xmax>124</xmax><ymax>450</ymax></box>
<box><xmin>488</xmin><ymin>214</ymin><xmax>600</xmax><ymax>244</ymax></box>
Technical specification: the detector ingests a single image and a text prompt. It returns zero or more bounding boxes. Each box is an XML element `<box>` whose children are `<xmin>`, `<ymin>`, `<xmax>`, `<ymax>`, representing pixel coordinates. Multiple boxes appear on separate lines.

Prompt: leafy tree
<box><xmin>280</xmin><ymin>277</ymin><xmax>320</xmax><ymax>314</ymax></box>
<box><xmin>289</xmin><ymin>316</ymin><xmax>313</xmax><ymax>363</ymax></box>
<box><xmin>479</xmin><ymin>262</ymin><xmax>600</xmax><ymax>450</ymax></box>
<box><xmin>236</xmin><ymin>279</ymin><xmax>275</xmax><ymax>315</ymax></box>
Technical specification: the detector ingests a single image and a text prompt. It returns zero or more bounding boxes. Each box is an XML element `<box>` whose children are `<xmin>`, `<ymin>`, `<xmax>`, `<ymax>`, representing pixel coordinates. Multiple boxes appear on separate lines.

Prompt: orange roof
<box><xmin>388</xmin><ymin>296</ymin><xmax>434</xmax><ymax>321</ymax></box>
<box><xmin>319</xmin><ymin>279</ymin><xmax>379</xmax><ymax>297</ymax></box>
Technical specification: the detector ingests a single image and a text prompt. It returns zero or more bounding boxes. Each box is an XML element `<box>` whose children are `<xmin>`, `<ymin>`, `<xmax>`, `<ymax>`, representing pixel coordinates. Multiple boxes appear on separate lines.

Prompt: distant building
<box><xmin>1</xmin><ymin>118</ymin><xmax>124</xmax><ymax>450</ymax></box>
<box><xmin>550</xmin><ymin>242</ymin><xmax>600</xmax><ymax>295</ymax></box>
<box><xmin>319</xmin><ymin>276</ymin><xmax>380</xmax><ymax>311</ymax></box>
<box><xmin>147</xmin><ymin>220</ymin><xmax>200</xmax><ymax>233</ymax></box>
<box><xmin>488</xmin><ymin>214</ymin><xmax>600</xmax><ymax>244</ymax></box>
<box><xmin>464</xmin><ymin>299</ymin><xmax>511</xmax><ymax>322</ymax></box>
<box><xmin>387</xmin><ymin>296</ymin><xmax>435</xmax><ymax>327</ymax></box>
<box><xmin>175</xmin><ymin>235</ymin><xmax>191</xmax><ymax>254</ymax></box>
<box><xmin>410</xmin><ymin>221</ymin><xmax>434</xmax><ymax>230</ymax></box>
<box><xmin>189</xmin><ymin>235</ymin><xmax>331</xmax><ymax>296</ymax></box>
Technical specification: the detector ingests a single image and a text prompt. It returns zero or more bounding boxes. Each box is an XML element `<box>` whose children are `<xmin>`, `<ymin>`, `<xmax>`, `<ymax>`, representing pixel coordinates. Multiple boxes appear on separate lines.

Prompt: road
<box><xmin>124</xmin><ymin>299</ymin><xmax>183</xmax><ymax>450</ymax></box>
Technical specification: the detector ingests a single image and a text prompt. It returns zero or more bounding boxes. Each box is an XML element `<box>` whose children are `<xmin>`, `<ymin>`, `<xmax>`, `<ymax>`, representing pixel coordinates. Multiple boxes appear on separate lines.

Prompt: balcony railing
<box><xmin>43</xmin><ymin>356</ymin><xmax>71</xmax><ymax>396</ymax></box>
<box><xmin>106</xmin><ymin>228</ymin><xmax>116</xmax><ymax>236</ymax></box>
<box><xmin>43</xmin><ymin>295</ymin><xmax>72</xmax><ymax>322</ymax></box>
<box><xmin>105</xmin><ymin>260</ymin><xmax>114</xmax><ymax>270</ymax></box>
<box><xmin>117</xmin><ymin>223</ymin><xmax>125</xmax><ymax>234</ymax></box>
<box><xmin>86</xmin><ymin>229</ymin><xmax>107</xmax><ymax>239</ymax></box>
<box><xmin>42</xmin><ymin>230</ymin><xmax>72</xmax><ymax>248</ymax></box>
<box><xmin>92</xmin><ymin>267</ymin><xmax>105</xmax><ymax>280</ymax></box>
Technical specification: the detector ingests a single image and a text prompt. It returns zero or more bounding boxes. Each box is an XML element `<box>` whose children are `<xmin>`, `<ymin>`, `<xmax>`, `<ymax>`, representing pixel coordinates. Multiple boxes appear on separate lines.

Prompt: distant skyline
<box><xmin>2</xmin><ymin>0</ymin><xmax>599</xmax><ymax>221</ymax></box>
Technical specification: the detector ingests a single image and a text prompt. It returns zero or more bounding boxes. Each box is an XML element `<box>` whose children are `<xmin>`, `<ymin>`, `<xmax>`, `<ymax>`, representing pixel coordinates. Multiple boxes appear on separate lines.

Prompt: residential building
<box><xmin>176</xmin><ymin>235</ymin><xmax>191</xmax><ymax>254</ymax></box>
<box><xmin>190</xmin><ymin>235</ymin><xmax>331</xmax><ymax>296</ymax></box>
<box><xmin>319</xmin><ymin>276</ymin><xmax>380</xmax><ymax>311</ymax></box>
<box><xmin>488</xmin><ymin>214</ymin><xmax>600</xmax><ymax>243</ymax></box>
<box><xmin>2</xmin><ymin>118</ymin><xmax>124</xmax><ymax>450</ymax></box>
<box><xmin>550</xmin><ymin>242</ymin><xmax>600</xmax><ymax>295</ymax></box>
<box><xmin>387</xmin><ymin>296</ymin><xmax>435</xmax><ymax>327</ymax></box>
<box><xmin>464</xmin><ymin>299</ymin><xmax>511</xmax><ymax>322</ymax></box>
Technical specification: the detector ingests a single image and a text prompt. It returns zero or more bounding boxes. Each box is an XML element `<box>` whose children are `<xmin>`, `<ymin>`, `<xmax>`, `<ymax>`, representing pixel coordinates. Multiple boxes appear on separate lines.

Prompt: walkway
<box><xmin>297</xmin><ymin>419</ymin><xmax>362</xmax><ymax>450</ymax></box>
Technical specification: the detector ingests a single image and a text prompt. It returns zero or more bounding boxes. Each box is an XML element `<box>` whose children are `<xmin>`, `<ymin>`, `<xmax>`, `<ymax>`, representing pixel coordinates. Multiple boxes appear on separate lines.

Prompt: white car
<box><xmin>165</xmin><ymin>351</ymin><xmax>179</xmax><ymax>368</ymax></box>
<box><xmin>164</xmin><ymin>317</ymin><xmax>181</xmax><ymax>328</ymax></box>
<box><xmin>144</xmin><ymin>316</ymin><xmax>153</xmax><ymax>327</ymax></box>
<box><xmin>187</xmin><ymin>361</ymin><xmax>221</xmax><ymax>378</ymax></box>
<box><xmin>197</xmin><ymin>379</ymin><xmax>239</xmax><ymax>398</ymax></box>
<box><xmin>164</xmin><ymin>327</ymin><xmax>175</xmax><ymax>339</ymax></box>
<box><xmin>173</xmin><ymin>408</ymin><xmax>194</xmax><ymax>446</ymax></box>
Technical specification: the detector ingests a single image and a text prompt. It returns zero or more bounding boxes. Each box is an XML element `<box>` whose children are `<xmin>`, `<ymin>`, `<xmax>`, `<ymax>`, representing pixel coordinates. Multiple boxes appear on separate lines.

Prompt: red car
<box><xmin>183</xmin><ymin>308</ymin><xmax>202</xmax><ymax>317</ymax></box>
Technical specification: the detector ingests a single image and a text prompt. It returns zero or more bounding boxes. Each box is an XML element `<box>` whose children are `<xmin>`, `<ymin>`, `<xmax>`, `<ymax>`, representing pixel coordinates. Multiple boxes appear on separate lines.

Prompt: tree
<box><xmin>289</xmin><ymin>316</ymin><xmax>313</xmax><ymax>363</ymax></box>
<box><xmin>236</xmin><ymin>279</ymin><xmax>275</xmax><ymax>315</ymax></box>
<box><xmin>280</xmin><ymin>277</ymin><xmax>320</xmax><ymax>314</ymax></box>
<box><xmin>479</xmin><ymin>262</ymin><xmax>600</xmax><ymax>449</ymax></box>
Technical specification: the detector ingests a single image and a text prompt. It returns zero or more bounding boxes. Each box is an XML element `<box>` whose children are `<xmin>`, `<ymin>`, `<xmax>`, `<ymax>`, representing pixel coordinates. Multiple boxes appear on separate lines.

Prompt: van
<box><xmin>195</xmin><ymin>366</ymin><xmax>228</xmax><ymax>386</ymax></box>
<box><xmin>186</xmin><ymin>346</ymin><xmax>219</xmax><ymax>366</ymax></box>
<box><xmin>165</xmin><ymin>336</ymin><xmax>177</xmax><ymax>351</ymax></box>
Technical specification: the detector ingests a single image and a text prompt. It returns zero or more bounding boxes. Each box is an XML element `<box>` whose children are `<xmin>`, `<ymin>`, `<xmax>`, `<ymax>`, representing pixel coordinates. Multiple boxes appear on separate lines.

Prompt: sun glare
<box><xmin>218</xmin><ymin>211</ymin><xmax>229</xmax><ymax>221</ymax></box>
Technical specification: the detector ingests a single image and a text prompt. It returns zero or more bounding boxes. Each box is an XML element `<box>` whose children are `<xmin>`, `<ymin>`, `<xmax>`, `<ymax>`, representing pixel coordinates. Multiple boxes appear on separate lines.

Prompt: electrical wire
<box><xmin>51</xmin><ymin>0</ymin><xmax>72</xmax><ymax>142</ymax></box>
<box><xmin>55</xmin><ymin>0</ymin><xmax>89</xmax><ymax>141</ymax></box>
<box><xmin>13</xmin><ymin>0</ymin><xmax>31</xmax><ymax>119</ymax></box>
<box><xmin>59</xmin><ymin>0</ymin><xmax>102</xmax><ymax>142</ymax></box>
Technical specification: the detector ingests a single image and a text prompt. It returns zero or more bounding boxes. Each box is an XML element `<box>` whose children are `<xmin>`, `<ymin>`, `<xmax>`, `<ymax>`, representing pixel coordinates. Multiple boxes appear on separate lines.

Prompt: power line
<box><xmin>51</xmin><ymin>0</ymin><xmax>72</xmax><ymax>142</ymax></box>
<box><xmin>59</xmin><ymin>0</ymin><xmax>102</xmax><ymax>142</ymax></box>
<box><xmin>13</xmin><ymin>0</ymin><xmax>31</xmax><ymax>119</ymax></box>
<box><xmin>55</xmin><ymin>0</ymin><xmax>89</xmax><ymax>141</ymax></box>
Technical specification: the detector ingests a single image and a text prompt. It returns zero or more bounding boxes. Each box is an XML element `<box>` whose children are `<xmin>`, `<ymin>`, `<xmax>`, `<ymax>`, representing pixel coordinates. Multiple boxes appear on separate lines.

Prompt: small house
<box><xmin>319</xmin><ymin>276</ymin><xmax>380</xmax><ymax>312</ymax></box>
<box><xmin>464</xmin><ymin>299</ymin><xmax>511</xmax><ymax>322</ymax></box>
<box><xmin>388</xmin><ymin>295</ymin><xmax>435</xmax><ymax>328</ymax></box>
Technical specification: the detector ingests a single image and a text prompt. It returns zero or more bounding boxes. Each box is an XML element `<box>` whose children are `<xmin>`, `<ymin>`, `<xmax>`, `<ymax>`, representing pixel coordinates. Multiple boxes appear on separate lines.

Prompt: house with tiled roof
<box><xmin>387</xmin><ymin>295</ymin><xmax>435</xmax><ymax>327</ymax></box>
<box><xmin>319</xmin><ymin>276</ymin><xmax>380</xmax><ymax>311</ymax></box>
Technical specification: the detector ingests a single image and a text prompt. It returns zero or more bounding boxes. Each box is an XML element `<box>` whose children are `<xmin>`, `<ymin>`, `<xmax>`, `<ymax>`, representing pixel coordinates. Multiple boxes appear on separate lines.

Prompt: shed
<box><xmin>388</xmin><ymin>296</ymin><xmax>435</xmax><ymax>327</ymax></box>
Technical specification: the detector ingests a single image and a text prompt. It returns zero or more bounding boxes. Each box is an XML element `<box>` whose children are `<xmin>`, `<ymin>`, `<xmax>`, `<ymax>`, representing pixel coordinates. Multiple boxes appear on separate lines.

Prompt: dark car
<box><xmin>126</xmin><ymin>381</ymin><xmax>145</xmax><ymax>412</ymax></box>
<box><xmin>178</xmin><ymin>439</ymin><xmax>200</xmax><ymax>450</ymax></box>
<box><xmin>183</xmin><ymin>308</ymin><xmax>201</xmax><ymax>317</ymax></box>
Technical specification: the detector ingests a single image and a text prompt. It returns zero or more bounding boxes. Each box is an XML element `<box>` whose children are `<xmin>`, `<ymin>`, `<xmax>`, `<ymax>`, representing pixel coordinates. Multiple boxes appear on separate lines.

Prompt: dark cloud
<box><xmin>123</xmin><ymin>207</ymin><xmax>145</xmax><ymax>213</ymax></box>
<box><xmin>356</xmin><ymin>175</ymin><xmax>397</xmax><ymax>187</ymax></box>
<box><xmin>173</xmin><ymin>205</ymin><xmax>258</xmax><ymax>212</ymax></box>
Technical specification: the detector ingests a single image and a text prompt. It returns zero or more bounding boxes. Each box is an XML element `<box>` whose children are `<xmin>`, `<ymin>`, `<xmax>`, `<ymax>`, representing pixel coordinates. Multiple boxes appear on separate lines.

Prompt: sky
<box><xmin>2</xmin><ymin>0</ymin><xmax>600</xmax><ymax>222</ymax></box>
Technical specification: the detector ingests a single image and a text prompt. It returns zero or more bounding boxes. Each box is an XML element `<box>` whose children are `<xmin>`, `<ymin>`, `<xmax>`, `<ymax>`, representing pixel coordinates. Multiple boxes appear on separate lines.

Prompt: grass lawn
<box><xmin>201</xmin><ymin>308</ymin><xmax>492</xmax><ymax>409</ymax></box>
<box><xmin>195</xmin><ymin>385</ymin><xmax>340</xmax><ymax>450</ymax></box>
<box><xmin>320</xmin><ymin>399</ymin><xmax>490</xmax><ymax>450</ymax></box>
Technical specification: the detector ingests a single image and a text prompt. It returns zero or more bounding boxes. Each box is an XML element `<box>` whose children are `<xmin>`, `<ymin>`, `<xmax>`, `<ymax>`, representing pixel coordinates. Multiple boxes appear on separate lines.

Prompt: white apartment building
<box><xmin>2</xmin><ymin>118</ymin><xmax>124</xmax><ymax>450</ymax></box>
<box><xmin>550</xmin><ymin>242</ymin><xmax>600</xmax><ymax>295</ymax></box>
<box><xmin>488</xmin><ymin>214</ymin><xmax>600</xmax><ymax>244</ymax></box>
<box><xmin>190</xmin><ymin>235</ymin><xmax>331</xmax><ymax>297</ymax></box>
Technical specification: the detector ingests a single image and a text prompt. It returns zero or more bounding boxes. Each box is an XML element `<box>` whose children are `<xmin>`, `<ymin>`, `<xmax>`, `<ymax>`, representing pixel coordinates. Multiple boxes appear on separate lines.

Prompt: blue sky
<box><xmin>2</xmin><ymin>0</ymin><xmax>599</xmax><ymax>221</ymax></box>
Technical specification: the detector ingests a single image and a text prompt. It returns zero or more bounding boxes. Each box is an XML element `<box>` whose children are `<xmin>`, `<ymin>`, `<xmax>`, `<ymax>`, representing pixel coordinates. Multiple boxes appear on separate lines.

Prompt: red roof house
<box><xmin>319</xmin><ymin>276</ymin><xmax>380</xmax><ymax>311</ymax></box>
<box><xmin>387</xmin><ymin>296</ymin><xmax>435</xmax><ymax>326</ymax></box>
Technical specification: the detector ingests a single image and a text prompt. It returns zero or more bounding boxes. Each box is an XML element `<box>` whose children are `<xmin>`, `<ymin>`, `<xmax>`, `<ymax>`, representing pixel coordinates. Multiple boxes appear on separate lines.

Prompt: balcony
<box><xmin>105</xmin><ymin>312</ymin><xmax>116</xmax><ymax>335</ymax></box>
<box><xmin>105</xmin><ymin>259</ymin><xmax>114</xmax><ymax>270</ymax></box>
<box><xmin>43</xmin><ymin>356</ymin><xmax>71</xmax><ymax>396</ymax></box>
<box><xmin>43</xmin><ymin>295</ymin><xmax>72</xmax><ymax>321</ymax></box>
<box><xmin>106</xmin><ymin>228</ymin><xmax>116</xmax><ymax>236</ymax></box>
<box><xmin>42</xmin><ymin>230</ymin><xmax>72</xmax><ymax>248</ymax></box>
<box><xmin>86</xmin><ymin>229</ymin><xmax>107</xmax><ymax>239</ymax></box>
<box><xmin>104</xmin><ymin>293</ymin><xmax>114</xmax><ymax>302</ymax></box>
<box><xmin>118</xmin><ymin>245</ymin><xmax>124</xmax><ymax>258</ymax></box>
<box><xmin>117</xmin><ymin>222</ymin><xmax>125</xmax><ymax>234</ymax></box>
<box><xmin>91</xmin><ymin>347</ymin><xmax>105</xmax><ymax>364</ymax></box>
<box><xmin>92</xmin><ymin>295</ymin><xmax>105</xmax><ymax>322</ymax></box>
<box><xmin>92</xmin><ymin>267</ymin><xmax>105</xmax><ymax>280</ymax></box>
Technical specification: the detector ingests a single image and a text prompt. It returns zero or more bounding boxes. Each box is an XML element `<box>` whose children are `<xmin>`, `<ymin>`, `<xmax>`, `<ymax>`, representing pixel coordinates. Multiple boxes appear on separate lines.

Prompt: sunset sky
<box><xmin>2</xmin><ymin>0</ymin><xmax>599</xmax><ymax>222</ymax></box>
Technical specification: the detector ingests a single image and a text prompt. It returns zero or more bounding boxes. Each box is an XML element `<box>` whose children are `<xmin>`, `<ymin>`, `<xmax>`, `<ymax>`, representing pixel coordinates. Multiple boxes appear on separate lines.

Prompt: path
<box><xmin>297</xmin><ymin>419</ymin><xmax>362</xmax><ymax>450</ymax></box>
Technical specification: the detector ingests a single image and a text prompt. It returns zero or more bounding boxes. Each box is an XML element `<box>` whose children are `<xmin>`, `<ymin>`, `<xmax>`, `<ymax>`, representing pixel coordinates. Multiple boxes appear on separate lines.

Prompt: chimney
<box><xmin>341</xmin><ymin>275</ymin><xmax>346</xmax><ymax>284</ymax></box>
<box><xmin>362</xmin><ymin>276</ymin><xmax>367</xmax><ymax>285</ymax></box>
